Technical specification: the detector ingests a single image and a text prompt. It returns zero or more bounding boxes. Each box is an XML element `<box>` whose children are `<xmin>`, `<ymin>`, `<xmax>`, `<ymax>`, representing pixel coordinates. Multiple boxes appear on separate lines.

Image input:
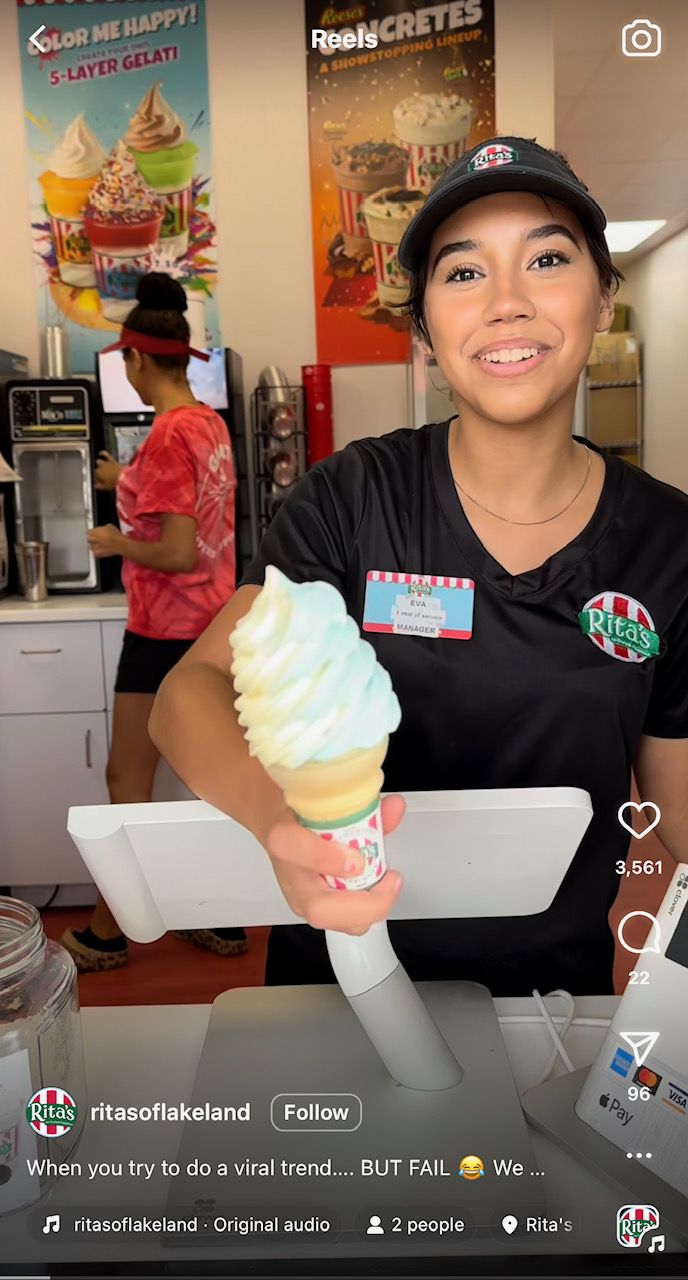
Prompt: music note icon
<box><xmin>648</xmin><ymin>1235</ymin><xmax>665</xmax><ymax>1253</ymax></box>
<box><xmin>42</xmin><ymin>1213</ymin><xmax>60</xmax><ymax>1234</ymax></box>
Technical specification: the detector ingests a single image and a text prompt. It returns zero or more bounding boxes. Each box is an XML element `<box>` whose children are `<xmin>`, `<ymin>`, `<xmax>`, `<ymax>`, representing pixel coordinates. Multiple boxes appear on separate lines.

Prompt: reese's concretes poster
<box><xmin>306</xmin><ymin>0</ymin><xmax>495</xmax><ymax>365</ymax></box>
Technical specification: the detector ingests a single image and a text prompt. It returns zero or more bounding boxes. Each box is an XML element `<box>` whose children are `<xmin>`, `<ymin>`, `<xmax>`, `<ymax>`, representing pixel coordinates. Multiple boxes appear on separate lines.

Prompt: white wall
<box><xmin>617</xmin><ymin>229</ymin><xmax>688</xmax><ymax>493</ymax></box>
<box><xmin>0</xmin><ymin>0</ymin><xmax>554</xmax><ymax>448</ymax></box>
<box><xmin>2</xmin><ymin>4</ymin><xmax>40</xmax><ymax>372</ymax></box>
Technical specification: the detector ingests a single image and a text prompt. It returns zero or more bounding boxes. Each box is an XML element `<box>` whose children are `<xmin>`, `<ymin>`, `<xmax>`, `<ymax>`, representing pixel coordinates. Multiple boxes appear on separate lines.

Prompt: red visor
<box><xmin>100</xmin><ymin>328</ymin><xmax>210</xmax><ymax>361</ymax></box>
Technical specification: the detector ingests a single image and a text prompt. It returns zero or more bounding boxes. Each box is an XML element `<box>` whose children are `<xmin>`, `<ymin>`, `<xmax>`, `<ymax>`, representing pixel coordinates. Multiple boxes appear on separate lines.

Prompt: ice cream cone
<box><xmin>269</xmin><ymin>738</ymin><xmax>388</xmax><ymax>824</ymax></box>
<box><xmin>230</xmin><ymin>568</ymin><xmax>401</xmax><ymax>894</ymax></box>
<box><xmin>268</xmin><ymin>739</ymin><xmax>389</xmax><ymax>891</ymax></box>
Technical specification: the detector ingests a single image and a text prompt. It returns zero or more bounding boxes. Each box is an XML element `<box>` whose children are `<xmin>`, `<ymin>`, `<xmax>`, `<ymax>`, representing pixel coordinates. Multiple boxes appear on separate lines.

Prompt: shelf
<box><xmin>587</xmin><ymin>380</ymin><xmax>641</xmax><ymax>389</ymax></box>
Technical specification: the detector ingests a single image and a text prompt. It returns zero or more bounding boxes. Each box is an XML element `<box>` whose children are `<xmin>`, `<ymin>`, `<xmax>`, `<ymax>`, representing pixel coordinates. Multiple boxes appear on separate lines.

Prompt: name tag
<box><xmin>363</xmin><ymin>570</ymin><xmax>474</xmax><ymax>640</ymax></box>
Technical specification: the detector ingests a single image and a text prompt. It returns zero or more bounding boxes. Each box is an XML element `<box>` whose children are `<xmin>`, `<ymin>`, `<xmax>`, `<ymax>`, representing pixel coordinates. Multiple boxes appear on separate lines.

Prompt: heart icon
<box><xmin>617</xmin><ymin>801</ymin><xmax>661</xmax><ymax>839</ymax></box>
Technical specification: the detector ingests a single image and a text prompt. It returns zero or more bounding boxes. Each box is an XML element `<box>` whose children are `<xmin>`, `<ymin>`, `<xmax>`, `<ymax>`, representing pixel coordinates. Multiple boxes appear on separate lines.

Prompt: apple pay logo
<box><xmin>599</xmin><ymin>1094</ymin><xmax>635</xmax><ymax>1127</ymax></box>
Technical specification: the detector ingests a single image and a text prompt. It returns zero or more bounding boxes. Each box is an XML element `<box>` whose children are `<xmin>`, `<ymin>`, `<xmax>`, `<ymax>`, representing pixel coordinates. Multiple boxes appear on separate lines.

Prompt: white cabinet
<box><xmin>0</xmin><ymin>611</ymin><xmax>194</xmax><ymax>889</ymax></box>
<box><xmin>102</xmin><ymin>618</ymin><xmax>193</xmax><ymax>799</ymax></box>
<box><xmin>0</xmin><ymin>622</ymin><xmax>105</xmax><ymax>713</ymax></box>
<box><xmin>102</xmin><ymin>619</ymin><xmax>127</xmax><ymax>711</ymax></box>
<box><xmin>0</xmin><ymin>712</ymin><xmax>109</xmax><ymax>884</ymax></box>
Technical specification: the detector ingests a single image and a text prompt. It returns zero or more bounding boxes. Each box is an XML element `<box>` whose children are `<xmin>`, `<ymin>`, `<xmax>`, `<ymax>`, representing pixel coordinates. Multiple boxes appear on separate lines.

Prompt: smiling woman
<box><xmin>396</xmin><ymin>139</ymin><xmax>624</xmax><ymax>569</ymax></box>
<box><xmin>150</xmin><ymin>134</ymin><xmax>688</xmax><ymax>1000</ymax></box>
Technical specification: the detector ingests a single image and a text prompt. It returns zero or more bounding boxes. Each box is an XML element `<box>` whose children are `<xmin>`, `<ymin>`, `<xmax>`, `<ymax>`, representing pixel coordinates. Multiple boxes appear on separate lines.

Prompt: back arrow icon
<box><xmin>29</xmin><ymin>25</ymin><xmax>47</xmax><ymax>53</ymax></box>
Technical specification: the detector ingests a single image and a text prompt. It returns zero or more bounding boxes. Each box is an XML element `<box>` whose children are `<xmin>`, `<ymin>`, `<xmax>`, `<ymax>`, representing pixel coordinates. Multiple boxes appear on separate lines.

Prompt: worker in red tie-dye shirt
<box><xmin>61</xmin><ymin>273</ymin><xmax>247</xmax><ymax>972</ymax></box>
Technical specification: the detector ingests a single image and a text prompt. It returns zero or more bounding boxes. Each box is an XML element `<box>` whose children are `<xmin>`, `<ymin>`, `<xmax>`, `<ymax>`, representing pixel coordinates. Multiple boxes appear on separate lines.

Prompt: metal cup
<box><xmin>40</xmin><ymin>325</ymin><xmax>70</xmax><ymax>379</ymax></box>
<box><xmin>15</xmin><ymin>541</ymin><xmax>49</xmax><ymax>602</ymax></box>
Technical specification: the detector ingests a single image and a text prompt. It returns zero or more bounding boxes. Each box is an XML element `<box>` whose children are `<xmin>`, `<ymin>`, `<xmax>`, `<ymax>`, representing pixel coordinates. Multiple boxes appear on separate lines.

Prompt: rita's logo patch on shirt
<box><xmin>468</xmin><ymin>144</ymin><xmax>518</xmax><ymax>172</ymax></box>
<box><xmin>579</xmin><ymin>592</ymin><xmax>659</xmax><ymax>663</ymax></box>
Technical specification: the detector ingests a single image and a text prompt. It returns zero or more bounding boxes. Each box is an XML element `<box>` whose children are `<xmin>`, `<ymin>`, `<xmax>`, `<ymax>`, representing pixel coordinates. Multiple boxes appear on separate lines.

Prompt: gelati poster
<box><xmin>305</xmin><ymin>0</ymin><xmax>495</xmax><ymax>365</ymax></box>
<box><xmin>16</xmin><ymin>0</ymin><xmax>219</xmax><ymax>371</ymax></box>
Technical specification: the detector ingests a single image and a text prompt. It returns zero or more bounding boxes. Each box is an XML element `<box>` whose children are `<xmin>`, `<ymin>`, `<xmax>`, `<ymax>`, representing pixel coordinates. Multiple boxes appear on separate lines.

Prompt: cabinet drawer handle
<box><xmin>20</xmin><ymin>648</ymin><xmax>63</xmax><ymax>655</ymax></box>
<box><xmin>85</xmin><ymin>729</ymin><xmax>92</xmax><ymax>769</ymax></box>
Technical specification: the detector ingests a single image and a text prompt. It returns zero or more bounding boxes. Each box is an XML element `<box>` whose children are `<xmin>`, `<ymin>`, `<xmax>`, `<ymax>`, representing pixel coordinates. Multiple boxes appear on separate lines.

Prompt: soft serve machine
<box><xmin>1</xmin><ymin>379</ymin><xmax>109</xmax><ymax>593</ymax></box>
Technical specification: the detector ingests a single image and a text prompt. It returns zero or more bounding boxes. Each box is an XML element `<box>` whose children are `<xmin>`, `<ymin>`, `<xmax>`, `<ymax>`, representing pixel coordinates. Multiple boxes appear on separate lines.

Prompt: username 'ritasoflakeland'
<box><xmin>89</xmin><ymin>1101</ymin><xmax>251</xmax><ymax>1122</ymax></box>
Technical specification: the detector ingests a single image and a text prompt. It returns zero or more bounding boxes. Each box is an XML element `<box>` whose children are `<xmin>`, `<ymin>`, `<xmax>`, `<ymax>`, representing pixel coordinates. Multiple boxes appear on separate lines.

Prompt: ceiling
<box><xmin>553</xmin><ymin>0</ymin><xmax>688</xmax><ymax>259</ymax></box>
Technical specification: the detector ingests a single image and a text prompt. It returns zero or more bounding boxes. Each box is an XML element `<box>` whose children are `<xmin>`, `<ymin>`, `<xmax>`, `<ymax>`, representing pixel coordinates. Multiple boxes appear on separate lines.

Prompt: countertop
<box><xmin>0</xmin><ymin>591</ymin><xmax>128</xmax><ymax>623</ymax></box>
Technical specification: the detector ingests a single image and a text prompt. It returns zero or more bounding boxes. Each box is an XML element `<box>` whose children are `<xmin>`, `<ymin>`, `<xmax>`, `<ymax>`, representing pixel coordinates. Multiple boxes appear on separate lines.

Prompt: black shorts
<box><xmin>114</xmin><ymin>630</ymin><xmax>195</xmax><ymax>696</ymax></box>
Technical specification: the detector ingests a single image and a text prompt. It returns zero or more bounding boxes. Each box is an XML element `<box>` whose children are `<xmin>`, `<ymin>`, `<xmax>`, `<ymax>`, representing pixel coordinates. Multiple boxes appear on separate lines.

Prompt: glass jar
<box><xmin>0</xmin><ymin>896</ymin><xmax>86</xmax><ymax>1214</ymax></box>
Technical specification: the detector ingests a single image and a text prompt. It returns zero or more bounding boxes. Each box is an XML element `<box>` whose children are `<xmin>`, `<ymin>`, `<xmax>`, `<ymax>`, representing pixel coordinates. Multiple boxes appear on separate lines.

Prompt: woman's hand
<box><xmin>94</xmin><ymin>451</ymin><xmax>124</xmax><ymax>491</ymax></box>
<box><xmin>88</xmin><ymin>524</ymin><xmax>125</xmax><ymax>559</ymax></box>
<box><xmin>265</xmin><ymin>794</ymin><xmax>405</xmax><ymax>936</ymax></box>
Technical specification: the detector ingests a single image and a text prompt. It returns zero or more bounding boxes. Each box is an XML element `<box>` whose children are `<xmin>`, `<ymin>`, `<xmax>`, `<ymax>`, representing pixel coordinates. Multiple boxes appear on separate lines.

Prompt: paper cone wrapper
<box><xmin>268</xmin><ymin>737</ymin><xmax>389</xmax><ymax>892</ymax></box>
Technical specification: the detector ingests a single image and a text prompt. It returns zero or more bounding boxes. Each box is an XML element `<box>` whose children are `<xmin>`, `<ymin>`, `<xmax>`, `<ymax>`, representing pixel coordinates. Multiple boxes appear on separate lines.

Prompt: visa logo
<box><xmin>662</xmin><ymin>1082</ymin><xmax>688</xmax><ymax>1115</ymax></box>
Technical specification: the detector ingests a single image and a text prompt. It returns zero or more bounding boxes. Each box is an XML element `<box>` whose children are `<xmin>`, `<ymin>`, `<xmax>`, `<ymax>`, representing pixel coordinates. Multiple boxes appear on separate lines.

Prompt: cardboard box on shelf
<box><xmin>587</xmin><ymin>385</ymin><xmax>639</xmax><ymax>447</ymax></box>
<box><xmin>609</xmin><ymin>303</ymin><xmax>631</xmax><ymax>333</ymax></box>
<box><xmin>587</xmin><ymin>332</ymin><xmax>640</xmax><ymax>383</ymax></box>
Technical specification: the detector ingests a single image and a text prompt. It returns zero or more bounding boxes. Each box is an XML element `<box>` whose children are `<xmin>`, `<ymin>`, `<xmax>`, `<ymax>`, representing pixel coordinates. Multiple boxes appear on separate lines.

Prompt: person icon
<box><xmin>367</xmin><ymin>1214</ymin><xmax>385</xmax><ymax>1235</ymax></box>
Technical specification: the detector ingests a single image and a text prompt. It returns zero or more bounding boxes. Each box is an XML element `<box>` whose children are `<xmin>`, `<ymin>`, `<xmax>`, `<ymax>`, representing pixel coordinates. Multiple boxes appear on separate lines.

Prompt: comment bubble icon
<box><xmin>617</xmin><ymin>911</ymin><xmax>662</xmax><ymax>956</ymax></box>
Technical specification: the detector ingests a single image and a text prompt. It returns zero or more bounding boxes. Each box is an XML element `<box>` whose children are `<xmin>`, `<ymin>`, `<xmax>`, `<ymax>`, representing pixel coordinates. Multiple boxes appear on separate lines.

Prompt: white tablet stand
<box><xmin>69</xmin><ymin>788</ymin><xmax>592</xmax><ymax>1248</ymax></box>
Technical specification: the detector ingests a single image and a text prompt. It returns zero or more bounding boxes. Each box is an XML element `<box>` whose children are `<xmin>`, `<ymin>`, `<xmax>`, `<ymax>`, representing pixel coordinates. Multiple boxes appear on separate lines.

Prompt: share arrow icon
<box><xmin>29</xmin><ymin>24</ymin><xmax>47</xmax><ymax>53</ymax></box>
<box><xmin>620</xmin><ymin>1031</ymin><xmax>660</xmax><ymax>1068</ymax></box>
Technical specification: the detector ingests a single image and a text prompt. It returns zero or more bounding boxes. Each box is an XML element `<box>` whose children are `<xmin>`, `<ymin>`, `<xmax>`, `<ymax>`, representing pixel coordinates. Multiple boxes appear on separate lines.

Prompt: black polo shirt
<box><xmin>241</xmin><ymin>422</ymin><xmax>688</xmax><ymax>995</ymax></box>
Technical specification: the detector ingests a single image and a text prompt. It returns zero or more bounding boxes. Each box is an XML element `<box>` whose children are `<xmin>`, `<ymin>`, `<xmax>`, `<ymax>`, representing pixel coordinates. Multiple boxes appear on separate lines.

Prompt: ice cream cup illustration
<box><xmin>393</xmin><ymin>93</ymin><xmax>475</xmax><ymax>193</ymax></box>
<box><xmin>332</xmin><ymin>141</ymin><xmax>408</xmax><ymax>257</ymax></box>
<box><xmin>230</xmin><ymin>566</ymin><xmax>401</xmax><ymax>892</ymax></box>
<box><xmin>125</xmin><ymin>83</ymin><xmax>197</xmax><ymax>259</ymax></box>
<box><xmin>84</xmin><ymin>141</ymin><xmax>163</xmax><ymax>322</ymax></box>
<box><xmin>363</xmin><ymin>187</ymin><xmax>425</xmax><ymax>307</ymax></box>
<box><xmin>39</xmin><ymin>114</ymin><xmax>105</xmax><ymax>288</ymax></box>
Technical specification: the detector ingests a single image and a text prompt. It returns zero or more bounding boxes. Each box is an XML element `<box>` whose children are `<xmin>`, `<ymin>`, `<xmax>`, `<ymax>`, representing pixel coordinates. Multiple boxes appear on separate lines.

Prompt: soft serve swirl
<box><xmin>125</xmin><ymin>82</ymin><xmax>187</xmax><ymax>152</ymax></box>
<box><xmin>48</xmin><ymin>113</ymin><xmax>105</xmax><ymax>180</ymax></box>
<box><xmin>230</xmin><ymin>566</ymin><xmax>401</xmax><ymax>769</ymax></box>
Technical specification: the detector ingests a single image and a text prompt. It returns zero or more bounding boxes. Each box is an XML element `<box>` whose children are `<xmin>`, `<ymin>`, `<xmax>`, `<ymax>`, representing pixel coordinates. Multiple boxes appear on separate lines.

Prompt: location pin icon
<box><xmin>502</xmin><ymin>1215</ymin><xmax>518</xmax><ymax>1235</ymax></box>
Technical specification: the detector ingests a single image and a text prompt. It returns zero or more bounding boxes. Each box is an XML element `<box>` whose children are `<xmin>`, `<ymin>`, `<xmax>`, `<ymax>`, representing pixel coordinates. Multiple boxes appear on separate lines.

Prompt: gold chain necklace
<box><xmin>454</xmin><ymin>445</ymin><xmax>592</xmax><ymax>527</ymax></box>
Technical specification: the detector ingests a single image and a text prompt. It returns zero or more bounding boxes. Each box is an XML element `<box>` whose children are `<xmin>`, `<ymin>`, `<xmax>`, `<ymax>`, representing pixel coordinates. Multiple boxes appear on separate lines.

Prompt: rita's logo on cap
<box><xmin>579</xmin><ymin>592</ymin><xmax>659</xmax><ymax>663</ymax></box>
<box><xmin>468</xmin><ymin>144</ymin><xmax>519</xmax><ymax>172</ymax></box>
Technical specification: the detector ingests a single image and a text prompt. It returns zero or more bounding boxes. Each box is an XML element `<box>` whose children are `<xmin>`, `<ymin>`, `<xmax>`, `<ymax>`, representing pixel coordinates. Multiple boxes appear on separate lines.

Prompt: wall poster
<box><xmin>305</xmin><ymin>0</ymin><xmax>495</xmax><ymax>365</ymax></box>
<box><xmin>16</xmin><ymin>0</ymin><xmax>219</xmax><ymax>371</ymax></box>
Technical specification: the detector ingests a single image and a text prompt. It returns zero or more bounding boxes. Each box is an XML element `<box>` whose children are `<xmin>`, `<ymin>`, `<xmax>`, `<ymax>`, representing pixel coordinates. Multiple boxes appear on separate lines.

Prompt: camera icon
<box><xmin>621</xmin><ymin>19</ymin><xmax>662</xmax><ymax>57</ymax></box>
